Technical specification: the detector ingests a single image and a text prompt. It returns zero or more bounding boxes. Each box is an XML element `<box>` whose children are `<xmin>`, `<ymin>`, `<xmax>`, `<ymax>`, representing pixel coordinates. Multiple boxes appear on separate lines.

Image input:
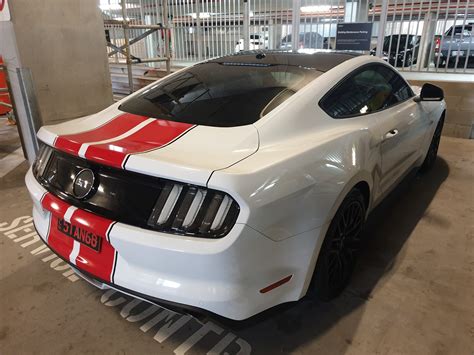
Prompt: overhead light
<box><xmin>188</xmin><ymin>12</ymin><xmax>213</xmax><ymax>19</ymax></box>
<box><xmin>99</xmin><ymin>3</ymin><xmax>140</xmax><ymax>11</ymax></box>
<box><xmin>300</xmin><ymin>5</ymin><xmax>332</xmax><ymax>13</ymax></box>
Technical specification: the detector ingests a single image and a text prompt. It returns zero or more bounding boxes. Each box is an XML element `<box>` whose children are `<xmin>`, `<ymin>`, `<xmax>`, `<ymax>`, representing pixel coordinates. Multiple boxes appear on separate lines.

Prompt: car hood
<box><xmin>37</xmin><ymin>108</ymin><xmax>259</xmax><ymax>186</ymax></box>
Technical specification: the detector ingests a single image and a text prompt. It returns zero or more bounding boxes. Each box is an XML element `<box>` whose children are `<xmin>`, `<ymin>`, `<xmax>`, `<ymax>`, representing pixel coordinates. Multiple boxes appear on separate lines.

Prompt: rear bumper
<box><xmin>26</xmin><ymin>167</ymin><xmax>323</xmax><ymax>320</ymax></box>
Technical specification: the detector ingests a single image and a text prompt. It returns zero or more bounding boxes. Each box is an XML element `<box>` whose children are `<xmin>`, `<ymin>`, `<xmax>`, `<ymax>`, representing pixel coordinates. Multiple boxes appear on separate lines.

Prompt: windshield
<box><xmin>119</xmin><ymin>62</ymin><xmax>322</xmax><ymax>127</ymax></box>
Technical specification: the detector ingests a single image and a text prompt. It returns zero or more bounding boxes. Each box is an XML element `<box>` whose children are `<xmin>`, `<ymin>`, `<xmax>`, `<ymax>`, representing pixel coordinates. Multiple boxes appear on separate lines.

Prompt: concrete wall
<box><xmin>8</xmin><ymin>0</ymin><xmax>113</xmax><ymax>125</ymax></box>
<box><xmin>408</xmin><ymin>80</ymin><xmax>474</xmax><ymax>139</ymax></box>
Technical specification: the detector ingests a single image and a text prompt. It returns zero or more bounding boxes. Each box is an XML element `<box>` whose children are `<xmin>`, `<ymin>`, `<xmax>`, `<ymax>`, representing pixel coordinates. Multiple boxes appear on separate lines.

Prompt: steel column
<box><xmin>16</xmin><ymin>68</ymin><xmax>42</xmax><ymax>161</ymax></box>
<box><xmin>162</xmin><ymin>0</ymin><xmax>171</xmax><ymax>73</ymax></box>
<box><xmin>291</xmin><ymin>0</ymin><xmax>301</xmax><ymax>51</ymax></box>
<box><xmin>121</xmin><ymin>0</ymin><xmax>134</xmax><ymax>93</ymax></box>
<box><xmin>376</xmin><ymin>0</ymin><xmax>389</xmax><ymax>57</ymax></box>
<box><xmin>243</xmin><ymin>0</ymin><xmax>250</xmax><ymax>50</ymax></box>
<box><xmin>196</xmin><ymin>0</ymin><xmax>203</xmax><ymax>60</ymax></box>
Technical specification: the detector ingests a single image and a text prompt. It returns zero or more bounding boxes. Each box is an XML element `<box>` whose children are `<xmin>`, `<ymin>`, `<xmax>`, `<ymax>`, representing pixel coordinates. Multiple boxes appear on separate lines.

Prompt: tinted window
<box><xmin>320</xmin><ymin>65</ymin><xmax>413</xmax><ymax>118</ymax></box>
<box><xmin>119</xmin><ymin>62</ymin><xmax>321</xmax><ymax>127</ymax></box>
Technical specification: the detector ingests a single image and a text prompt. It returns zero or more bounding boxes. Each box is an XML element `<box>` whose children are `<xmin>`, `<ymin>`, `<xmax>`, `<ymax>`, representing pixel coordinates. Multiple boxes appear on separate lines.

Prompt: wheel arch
<box><xmin>353</xmin><ymin>180</ymin><xmax>370</xmax><ymax>210</ymax></box>
<box><xmin>327</xmin><ymin>172</ymin><xmax>373</xmax><ymax>225</ymax></box>
<box><xmin>300</xmin><ymin>173</ymin><xmax>373</xmax><ymax>297</ymax></box>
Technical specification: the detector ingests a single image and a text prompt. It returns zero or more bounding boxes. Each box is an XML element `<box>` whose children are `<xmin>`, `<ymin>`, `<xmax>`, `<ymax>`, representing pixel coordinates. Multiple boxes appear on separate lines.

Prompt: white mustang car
<box><xmin>26</xmin><ymin>51</ymin><xmax>445</xmax><ymax>320</ymax></box>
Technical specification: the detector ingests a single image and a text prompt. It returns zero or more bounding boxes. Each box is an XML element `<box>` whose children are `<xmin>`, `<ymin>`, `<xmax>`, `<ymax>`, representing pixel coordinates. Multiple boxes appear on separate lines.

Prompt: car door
<box><xmin>370</xmin><ymin>65</ymin><xmax>427</xmax><ymax>193</ymax></box>
<box><xmin>319</xmin><ymin>64</ymin><xmax>428</xmax><ymax>200</ymax></box>
<box><xmin>319</xmin><ymin>62</ymin><xmax>432</xmax><ymax>200</ymax></box>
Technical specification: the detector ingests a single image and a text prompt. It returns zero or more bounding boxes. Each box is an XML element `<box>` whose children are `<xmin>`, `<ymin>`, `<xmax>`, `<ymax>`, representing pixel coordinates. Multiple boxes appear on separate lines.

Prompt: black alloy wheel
<box><xmin>420</xmin><ymin>114</ymin><xmax>444</xmax><ymax>172</ymax></box>
<box><xmin>311</xmin><ymin>189</ymin><xmax>366</xmax><ymax>301</ymax></box>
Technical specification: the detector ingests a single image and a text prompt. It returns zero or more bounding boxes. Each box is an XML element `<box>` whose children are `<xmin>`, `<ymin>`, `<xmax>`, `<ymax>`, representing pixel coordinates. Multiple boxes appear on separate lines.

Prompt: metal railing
<box><xmin>102</xmin><ymin>0</ymin><xmax>474</xmax><ymax>89</ymax></box>
<box><xmin>101</xmin><ymin>0</ymin><xmax>172</xmax><ymax>93</ymax></box>
<box><xmin>370</xmin><ymin>0</ymin><xmax>474</xmax><ymax>73</ymax></box>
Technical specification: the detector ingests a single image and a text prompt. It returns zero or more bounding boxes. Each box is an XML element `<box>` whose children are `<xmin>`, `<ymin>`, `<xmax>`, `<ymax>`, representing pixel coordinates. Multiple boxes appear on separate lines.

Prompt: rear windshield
<box><xmin>119</xmin><ymin>62</ymin><xmax>321</xmax><ymax>127</ymax></box>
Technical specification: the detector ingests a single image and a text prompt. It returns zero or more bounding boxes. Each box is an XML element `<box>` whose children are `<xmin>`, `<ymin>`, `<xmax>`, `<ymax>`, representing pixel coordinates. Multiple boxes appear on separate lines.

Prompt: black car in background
<box><xmin>371</xmin><ymin>35</ymin><xmax>421</xmax><ymax>67</ymax></box>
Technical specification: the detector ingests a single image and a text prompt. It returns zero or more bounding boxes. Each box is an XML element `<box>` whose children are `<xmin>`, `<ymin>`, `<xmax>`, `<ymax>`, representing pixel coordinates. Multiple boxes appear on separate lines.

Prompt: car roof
<box><xmin>207</xmin><ymin>50</ymin><xmax>361</xmax><ymax>72</ymax></box>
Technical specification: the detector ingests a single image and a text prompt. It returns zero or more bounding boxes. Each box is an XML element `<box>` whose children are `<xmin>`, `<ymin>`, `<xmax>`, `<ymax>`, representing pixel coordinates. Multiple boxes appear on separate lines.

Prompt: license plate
<box><xmin>57</xmin><ymin>218</ymin><xmax>102</xmax><ymax>252</ymax></box>
<box><xmin>451</xmin><ymin>51</ymin><xmax>464</xmax><ymax>56</ymax></box>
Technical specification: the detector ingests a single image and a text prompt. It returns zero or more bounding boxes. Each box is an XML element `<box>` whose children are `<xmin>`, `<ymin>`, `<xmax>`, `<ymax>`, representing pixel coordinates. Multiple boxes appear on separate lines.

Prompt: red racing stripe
<box><xmin>54</xmin><ymin>113</ymin><xmax>148</xmax><ymax>156</ymax></box>
<box><xmin>41</xmin><ymin>193</ymin><xmax>75</xmax><ymax>260</ymax></box>
<box><xmin>84</xmin><ymin>118</ymin><xmax>194</xmax><ymax>169</ymax></box>
<box><xmin>41</xmin><ymin>193</ymin><xmax>117</xmax><ymax>283</ymax></box>
<box><xmin>70</xmin><ymin>209</ymin><xmax>116</xmax><ymax>282</ymax></box>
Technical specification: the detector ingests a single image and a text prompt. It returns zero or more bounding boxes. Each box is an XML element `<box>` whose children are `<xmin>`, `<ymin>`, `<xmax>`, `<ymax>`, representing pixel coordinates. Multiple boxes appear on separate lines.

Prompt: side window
<box><xmin>320</xmin><ymin>64</ymin><xmax>413</xmax><ymax>119</ymax></box>
<box><xmin>377</xmin><ymin>65</ymin><xmax>413</xmax><ymax>103</ymax></box>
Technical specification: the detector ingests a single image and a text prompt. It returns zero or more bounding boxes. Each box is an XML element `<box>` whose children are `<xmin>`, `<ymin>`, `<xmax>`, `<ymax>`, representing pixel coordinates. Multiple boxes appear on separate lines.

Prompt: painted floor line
<box><xmin>0</xmin><ymin>147</ymin><xmax>25</xmax><ymax>178</ymax></box>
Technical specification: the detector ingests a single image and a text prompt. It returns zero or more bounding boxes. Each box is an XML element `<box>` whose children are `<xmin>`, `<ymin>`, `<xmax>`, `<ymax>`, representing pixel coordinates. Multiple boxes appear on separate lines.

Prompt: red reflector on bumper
<box><xmin>259</xmin><ymin>275</ymin><xmax>292</xmax><ymax>294</ymax></box>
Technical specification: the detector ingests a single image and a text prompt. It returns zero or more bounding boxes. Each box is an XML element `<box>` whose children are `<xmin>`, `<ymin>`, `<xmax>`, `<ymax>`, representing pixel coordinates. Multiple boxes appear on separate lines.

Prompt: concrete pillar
<box><xmin>345</xmin><ymin>0</ymin><xmax>369</xmax><ymax>23</ymax></box>
<box><xmin>196</xmin><ymin>0</ymin><xmax>203</xmax><ymax>60</ymax></box>
<box><xmin>291</xmin><ymin>0</ymin><xmax>301</xmax><ymax>51</ymax></box>
<box><xmin>5</xmin><ymin>0</ymin><xmax>113</xmax><ymax>126</ymax></box>
<box><xmin>344</xmin><ymin>0</ymin><xmax>357</xmax><ymax>22</ymax></box>
<box><xmin>375</xmin><ymin>0</ymin><xmax>389</xmax><ymax>57</ymax></box>
<box><xmin>417</xmin><ymin>12</ymin><xmax>437</xmax><ymax>70</ymax></box>
<box><xmin>356</xmin><ymin>0</ymin><xmax>369</xmax><ymax>22</ymax></box>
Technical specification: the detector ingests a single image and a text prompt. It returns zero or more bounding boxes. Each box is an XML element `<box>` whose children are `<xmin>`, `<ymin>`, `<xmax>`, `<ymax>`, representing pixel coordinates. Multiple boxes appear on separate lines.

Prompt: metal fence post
<box><xmin>121</xmin><ymin>0</ymin><xmax>134</xmax><ymax>93</ymax></box>
<box><xmin>162</xmin><ymin>0</ymin><xmax>171</xmax><ymax>73</ymax></box>
<box><xmin>291</xmin><ymin>0</ymin><xmax>301</xmax><ymax>51</ymax></box>
<box><xmin>196</xmin><ymin>0</ymin><xmax>203</xmax><ymax>60</ymax></box>
<box><xmin>375</xmin><ymin>0</ymin><xmax>389</xmax><ymax>57</ymax></box>
<box><xmin>243</xmin><ymin>0</ymin><xmax>250</xmax><ymax>50</ymax></box>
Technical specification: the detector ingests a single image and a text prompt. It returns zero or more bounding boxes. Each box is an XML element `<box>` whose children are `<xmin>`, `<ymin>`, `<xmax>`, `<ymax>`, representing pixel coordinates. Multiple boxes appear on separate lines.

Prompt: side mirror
<box><xmin>414</xmin><ymin>83</ymin><xmax>444</xmax><ymax>102</ymax></box>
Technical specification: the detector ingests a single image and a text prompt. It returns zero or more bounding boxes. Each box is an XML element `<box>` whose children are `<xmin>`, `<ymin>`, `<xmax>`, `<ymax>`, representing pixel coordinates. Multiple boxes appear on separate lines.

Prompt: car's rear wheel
<box><xmin>310</xmin><ymin>188</ymin><xmax>366</xmax><ymax>301</ymax></box>
<box><xmin>420</xmin><ymin>114</ymin><xmax>444</xmax><ymax>173</ymax></box>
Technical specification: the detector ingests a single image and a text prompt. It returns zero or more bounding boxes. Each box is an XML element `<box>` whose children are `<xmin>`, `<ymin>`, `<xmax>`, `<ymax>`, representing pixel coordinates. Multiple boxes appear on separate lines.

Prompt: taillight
<box><xmin>435</xmin><ymin>38</ymin><xmax>440</xmax><ymax>52</ymax></box>
<box><xmin>147</xmin><ymin>182</ymin><xmax>240</xmax><ymax>238</ymax></box>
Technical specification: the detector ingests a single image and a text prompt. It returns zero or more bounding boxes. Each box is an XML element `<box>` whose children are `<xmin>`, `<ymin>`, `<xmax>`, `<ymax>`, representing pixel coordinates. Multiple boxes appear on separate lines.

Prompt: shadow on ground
<box><xmin>212</xmin><ymin>158</ymin><xmax>450</xmax><ymax>354</ymax></box>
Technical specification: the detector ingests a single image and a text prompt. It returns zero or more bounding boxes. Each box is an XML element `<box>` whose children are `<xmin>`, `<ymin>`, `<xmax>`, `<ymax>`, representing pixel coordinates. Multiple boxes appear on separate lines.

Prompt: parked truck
<box><xmin>435</xmin><ymin>23</ymin><xmax>473</xmax><ymax>68</ymax></box>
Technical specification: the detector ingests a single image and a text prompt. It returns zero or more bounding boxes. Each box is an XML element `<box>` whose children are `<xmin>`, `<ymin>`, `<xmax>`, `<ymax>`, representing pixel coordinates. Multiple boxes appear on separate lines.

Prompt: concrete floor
<box><xmin>0</xmin><ymin>130</ymin><xmax>473</xmax><ymax>354</ymax></box>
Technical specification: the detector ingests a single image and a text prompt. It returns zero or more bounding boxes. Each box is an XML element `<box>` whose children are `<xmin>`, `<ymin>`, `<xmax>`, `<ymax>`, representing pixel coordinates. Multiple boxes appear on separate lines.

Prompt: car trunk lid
<box><xmin>37</xmin><ymin>110</ymin><xmax>259</xmax><ymax>186</ymax></box>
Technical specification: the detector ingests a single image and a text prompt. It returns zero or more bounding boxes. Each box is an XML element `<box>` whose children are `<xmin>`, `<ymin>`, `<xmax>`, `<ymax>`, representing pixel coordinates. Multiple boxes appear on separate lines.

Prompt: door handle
<box><xmin>384</xmin><ymin>129</ymin><xmax>399</xmax><ymax>140</ymax></box>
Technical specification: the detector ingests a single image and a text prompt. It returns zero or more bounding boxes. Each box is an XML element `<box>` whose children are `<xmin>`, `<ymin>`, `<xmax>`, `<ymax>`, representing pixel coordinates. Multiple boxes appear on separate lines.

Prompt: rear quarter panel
<box><xmin>208</xmin><ymin>121</ymin><xmax>378</xmax><ymax>241</ymax></box>
<box><xmin>209</xmin><ymin>56</ymin><xmax>388</xmax><ymax>241</ymax></box>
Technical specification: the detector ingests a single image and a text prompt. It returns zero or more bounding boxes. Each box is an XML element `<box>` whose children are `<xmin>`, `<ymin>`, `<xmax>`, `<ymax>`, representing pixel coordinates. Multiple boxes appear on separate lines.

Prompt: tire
<box><xmin>310</xmin><ymin>188</ymin><xmax>366</xmax><ymax>301</ymax></box>
<box><xmin>420</xmin><ymin>114</ymin><xmax>445</xmax><ymax>173</ymax></box>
